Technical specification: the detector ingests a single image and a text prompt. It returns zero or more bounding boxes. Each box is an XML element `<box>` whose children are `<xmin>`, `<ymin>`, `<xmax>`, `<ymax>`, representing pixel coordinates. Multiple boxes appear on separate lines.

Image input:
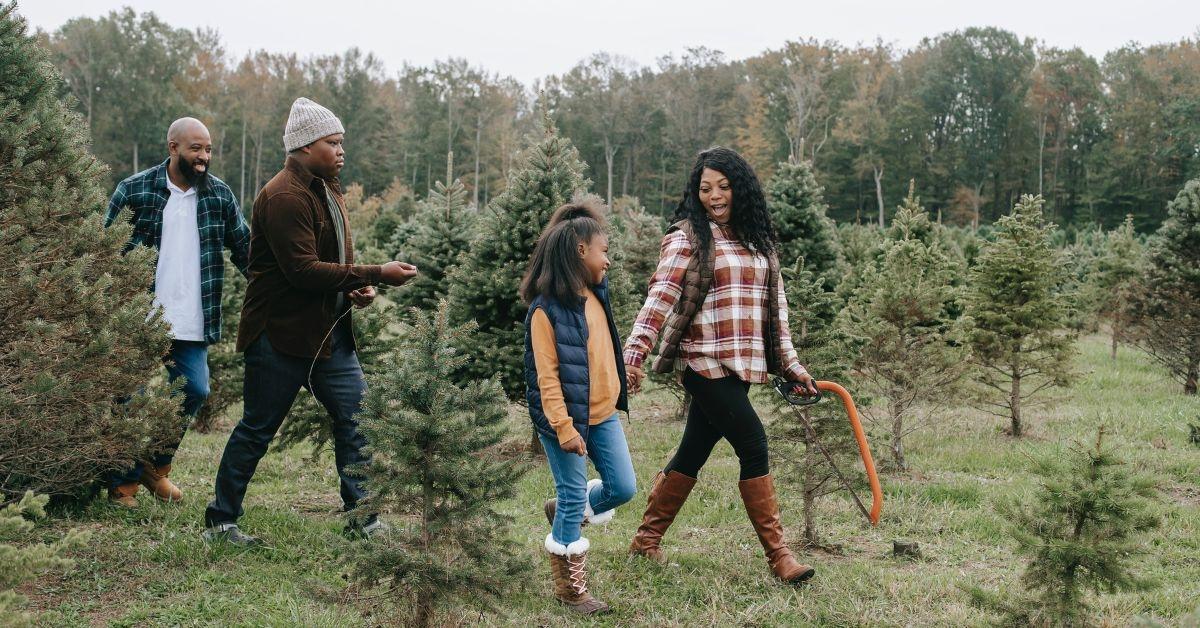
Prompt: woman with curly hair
<box><xmin>623</xmin><ymin>146</ymin><xmax>819</xmax><ymax>584</ymax></box>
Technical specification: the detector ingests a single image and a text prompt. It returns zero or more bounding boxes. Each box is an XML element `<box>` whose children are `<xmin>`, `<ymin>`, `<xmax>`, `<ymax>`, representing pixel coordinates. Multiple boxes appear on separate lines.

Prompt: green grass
<box><xmin>20</xmin><ymin>334</ymin><xmax>1200</xmax><ymax>626</ymax></box>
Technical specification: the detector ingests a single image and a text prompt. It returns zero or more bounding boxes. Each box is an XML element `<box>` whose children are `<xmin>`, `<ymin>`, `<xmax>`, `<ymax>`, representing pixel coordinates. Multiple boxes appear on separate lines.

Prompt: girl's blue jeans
<box><xmin>538</xmin><ymin>413</ymin><xmax>637</xmax><ymax>545</ymax></box>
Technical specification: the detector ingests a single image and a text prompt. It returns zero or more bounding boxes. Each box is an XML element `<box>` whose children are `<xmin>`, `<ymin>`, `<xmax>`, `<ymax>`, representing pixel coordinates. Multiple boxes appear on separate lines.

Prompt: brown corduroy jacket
<box><xmin>236</xmin><ymin>156</ymin><xmax>381</xmax><ymax>359</ymax></box>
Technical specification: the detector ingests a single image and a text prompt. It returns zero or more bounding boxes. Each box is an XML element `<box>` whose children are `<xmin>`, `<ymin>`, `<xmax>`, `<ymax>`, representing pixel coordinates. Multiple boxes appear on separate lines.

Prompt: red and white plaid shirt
<box><xmin>623</xmin><ymin>221</ymin><xmax>808</xmax><ymax>383</ymax></box>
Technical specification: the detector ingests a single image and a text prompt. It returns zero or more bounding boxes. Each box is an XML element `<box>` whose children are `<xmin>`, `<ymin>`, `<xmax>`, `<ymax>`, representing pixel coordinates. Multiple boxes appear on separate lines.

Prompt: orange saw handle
<box><xmin>776</xmin><ymin>378</ymin><xmax>883</xmax><ymax>526</ymax></box>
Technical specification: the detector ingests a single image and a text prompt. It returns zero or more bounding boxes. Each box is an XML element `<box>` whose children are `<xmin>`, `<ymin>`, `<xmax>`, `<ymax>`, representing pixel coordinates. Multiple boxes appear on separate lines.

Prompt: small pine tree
<box><xmin>392</xmin><ymin>152</ymin><xmax>477</xmax><ymax>313</ymax></box>
<box><xmin>1</xmin><ymin>492</ymin><xmax>90</xmax><ymax>627</ymax></box>
<box><xmin>447</xmin><ymin>109</ymin><xmax>590</xmax><ymax>399</ymax></box>
<box><xmin>1092</xmin><ymin>216</ymin><xmax>1144</xmax><ymax>359</ymax></box>
<box><xmin>342</xmin><ymin>302</ymin><xmax>530</xmax><ymax>627</ymax></box>
<box><xmin>964</xmin><ymin>195</ymin><xmax>1076</xmax><ymax>437</ymax></box>
<box><xmin>1128</xmin><ymin>179</ymin><xmax>1200</xmax><ymax>394</ymax></box>
<box><xmin>840</xmin><ymin>188</ymin><xmax>969</xmax><ymax>470</ymax></box>
<box><xmin>0</xmin><ymin>4</ymin><xmax>179</xmax><ymax>500</ymax></box>
<box><xmin>765</xmin><ymin>159</ymin><xmax>842</xmax><ymax>280</ymax></box>
<box><xmin>768</xmin><ymin>258</ymin><xmax>864</xmax><ymax>545</ymax></box>
<box><xmin>967</xmin><ymin>427</ymin><xmax>1161</xmax><ymax>626</ymax></box>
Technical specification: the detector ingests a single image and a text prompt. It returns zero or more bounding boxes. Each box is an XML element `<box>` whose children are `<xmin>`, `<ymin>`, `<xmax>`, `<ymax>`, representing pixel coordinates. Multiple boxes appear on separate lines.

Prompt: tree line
<box><xmin>39</xmin><ymin>8</ymin><xmax>1200</xmax><ymax>231</ymax></box>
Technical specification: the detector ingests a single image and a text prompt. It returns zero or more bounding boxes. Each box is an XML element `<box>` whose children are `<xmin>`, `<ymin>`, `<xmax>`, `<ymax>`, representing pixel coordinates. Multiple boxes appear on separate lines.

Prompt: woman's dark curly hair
<box><xmin>672</xmin><ymin>146</ymin><xmax>778</xmax><ymax>259</ymax></box>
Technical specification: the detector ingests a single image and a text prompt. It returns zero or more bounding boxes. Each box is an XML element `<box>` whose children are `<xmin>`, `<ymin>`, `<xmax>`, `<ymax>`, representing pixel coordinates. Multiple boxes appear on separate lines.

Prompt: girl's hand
<box><xmin>626</xmin><ymin>365</ymin><xmax>645</xmax><ymax>394</ymax></box>
<box><xmin>561</xmin><ymin>436</ymin><xmax>587</xmax><ymax>457</ymax></box>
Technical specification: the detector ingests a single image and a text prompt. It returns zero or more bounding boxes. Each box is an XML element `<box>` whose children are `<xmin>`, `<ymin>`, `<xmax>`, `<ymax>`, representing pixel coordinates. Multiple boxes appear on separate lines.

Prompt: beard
<box><xmin>179</xmin><ymin>156</ymin><xmax>210</xmax><ymax>190</ymax></box>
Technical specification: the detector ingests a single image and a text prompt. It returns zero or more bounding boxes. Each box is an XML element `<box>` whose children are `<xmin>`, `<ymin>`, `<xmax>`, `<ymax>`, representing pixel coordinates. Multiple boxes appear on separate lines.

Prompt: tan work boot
<box><xmin>738</xmin><ymin>474</ymin><xmax>816</xmax><ymax>584</ymax></box>
<box><xmin>545</xmin><ymin>535</ymin><xmax>609</xmax><ymax>615</ymax></box>
<box><xmin>139</xmin><ymin>464</ymin><xmax>182</xmax><ymax>502</ymax></box>
<box><xmin>108</xmin><ymin>482</ymin><xmax>140</xmax><ymax>508</ymax></box>
<box><xmin>629</xmin><ymin>470</ymin><xmax>696</xmax><ymax>561</ymax></box>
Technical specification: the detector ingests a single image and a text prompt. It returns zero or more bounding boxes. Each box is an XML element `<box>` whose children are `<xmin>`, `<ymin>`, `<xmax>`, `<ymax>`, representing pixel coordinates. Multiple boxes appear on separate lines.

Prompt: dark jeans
<box><xmin>204</xmin><ymin>325</ymin><xmax>369</xmax><ymax>526</ymax></box>
<box><xmin>109</xmin><ymin>340</ymin><xmax>209</xmax><ymax>488</ymax></box>
<box><xmin>665</xmin><ymin>368</ymin><xmax>770</xmax><ymax>481</ymax></box>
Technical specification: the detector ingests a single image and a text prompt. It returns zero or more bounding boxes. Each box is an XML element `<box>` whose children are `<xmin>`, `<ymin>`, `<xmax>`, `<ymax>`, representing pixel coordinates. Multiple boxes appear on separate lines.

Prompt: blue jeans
<box><xmin>109</xmin><ymin>340</ymin><xmax>209</xmax><ymax>487</ymax></box>
<box><xmin>539</xmin><ymin>414</ymin><xmax>637</xmax><ymax>545</ymax></box>
<box><xmin>204</xmin><ymin>325</ymin><xmax>369</xmax><ymax>526</ymax></box>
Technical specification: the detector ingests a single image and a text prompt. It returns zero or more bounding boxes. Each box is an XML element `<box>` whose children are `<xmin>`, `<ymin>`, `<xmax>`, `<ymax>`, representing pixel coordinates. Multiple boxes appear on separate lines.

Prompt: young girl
<box><xmin>521</xmin><ymin>198</ymin><xmax>636</xmax><ymax>615</ymax></box>
<box><xmin>623</xmin><ymin>147</ymin><xmax>819</xmax><ymax>585</ymax></box>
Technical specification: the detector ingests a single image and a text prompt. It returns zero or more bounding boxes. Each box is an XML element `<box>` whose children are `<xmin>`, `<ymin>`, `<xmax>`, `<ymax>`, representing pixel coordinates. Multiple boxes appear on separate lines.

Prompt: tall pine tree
<box><xmin>392</xmin><ymin>152</ymin><xmax>477</xmax><ymax>313</ymax></box>
<box><xmin>446</xmin><ymin>109</ymin><xmax>590</xmax><ymax>398</ymax></box>
<box><xmin>768</xmin><ymin>258</ymin><xmax>864</xmax><ymax>545</ymax></box>
<box><xmin>342</xmin><ymin>302</ymin><xmax>529</xmax><ymax>627</ymax></box>
<box><xmin>1128</xmin><ymin>179</ymin><xmax>1200</xmax><ymax>394</ymax></box>
<box><xmin>964</xmin><ymin>195</ymin><xmax>1075</xmax><ymax>437</ymax></box>
<box><xmin>0</xmin><ymin>3</ymin><xmax>179</xmax><ymax>499</ymax></box>
<box><xmin>1092</xmin><ymin>215</ymin><xmax>1144</xmax><ymax>359</ymax></box>
<box><xmin>840</xmin><ymin>187</ymin><xmax>969</xmax><ymax>470</ymax></box>
<box><xmin>765</xmin><ymin>159</ymin><xmax>842</xmax><ymax>280</ymax></box>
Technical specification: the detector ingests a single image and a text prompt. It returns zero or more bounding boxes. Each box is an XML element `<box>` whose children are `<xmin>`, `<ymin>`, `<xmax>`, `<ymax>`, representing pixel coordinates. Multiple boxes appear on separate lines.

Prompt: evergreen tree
<box><xmin>1091</xmin><ymin>216</ymin><xmax>1144</xmax><ymax>358</ymax></box>
<box><xmin>0</xmin><ymin>492</ymin><xmax>89</xmax><ymax>627</ymax></box>
<box><xmin>964</xmin><ymin>195</ymin><xmax>1076</xmax><ymax>437</ymax></box>
<box><xmin>1128</xmin><ymin>179</ymin><xmax>1200</xmax><ymax>394</ymax></box>
<box><xmin>342</xmin><ymin>302</ymin><xmax>530</xmax><ymax>627</ymax></box>
<box><xmin>393</xmin><ymin>153</ymin><xmax>477</xmax><ymax>313</ymax></box>
<box><xmin>0</xmin><ymin>4</ymin><xmax>179</xmax><ymax>500</ymax></box>
<box><xmin>608</xmin><ymin>195</ymin><xmax>665</xmax><ymax>331</ymax></box>
<box><xmin>840</xmin><ymin>188</ymin><xmax>970</xmax><ymax>470</ymax></box>
<box><xmin>768</xmin><ymin>258</ymin><xmax>863</xmax><ymax>545</ymax></box>
<box><xmin>765</xmin><ymin>159</ymin><xmax>842</xmax><ymax>280</ymax></box>
<box><xmin>967</xmin><ymin>427</ymin><xmax>1161</xmax><ymax>626</ymax></box>
<box><xmin>446</xmin><ymin>109</ymin><xmax>590</xmax><ymax>398</ymax></box>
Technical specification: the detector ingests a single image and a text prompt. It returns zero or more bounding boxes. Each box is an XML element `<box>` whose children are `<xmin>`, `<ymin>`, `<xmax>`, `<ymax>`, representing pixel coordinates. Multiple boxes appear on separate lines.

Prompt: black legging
<box><xmin>665</xmin><ymin>368</ymin><xmax>770</xmax><ymax>481</ymax></box>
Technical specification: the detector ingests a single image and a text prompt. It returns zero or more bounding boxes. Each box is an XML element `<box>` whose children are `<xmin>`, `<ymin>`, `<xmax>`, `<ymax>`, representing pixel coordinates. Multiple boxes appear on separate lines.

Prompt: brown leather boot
<box><xmin>108</xmin><ymin>482</ymin><xmax>139</xmax><ymax>508</ymax></box>
<box><xmin>139</xmin><ymin>464</ymin><xmax>182</xmax><ymax>502</ymax></box>
<box><xmin>739</xmin><ymin>474</ymin><xmax>815</xmax><ymax>584</ymax></box>
<box><xmin>629</xmin><ymin>470</ymin><xmax>696</xmax><ymax>561</ymax></box>
<box><xmin>545</xmin><ymin>536</ymin><xmax>609</xmax><ymax>615</ymax></box>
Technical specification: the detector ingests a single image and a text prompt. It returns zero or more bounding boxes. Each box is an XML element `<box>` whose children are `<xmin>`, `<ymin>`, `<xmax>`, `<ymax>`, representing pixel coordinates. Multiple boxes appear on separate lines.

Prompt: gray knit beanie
<box><xmin>283</xmin><ymin>97</ymin><xmax>345</xmax><ymax>152</ymax></box>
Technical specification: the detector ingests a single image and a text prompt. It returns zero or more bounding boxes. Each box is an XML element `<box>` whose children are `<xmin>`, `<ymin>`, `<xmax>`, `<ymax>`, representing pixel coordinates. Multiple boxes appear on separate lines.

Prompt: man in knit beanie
<box><xmin>203</xmin><ymin>97</ymin><xmax>418</xmax><ymax>545</ymax></box>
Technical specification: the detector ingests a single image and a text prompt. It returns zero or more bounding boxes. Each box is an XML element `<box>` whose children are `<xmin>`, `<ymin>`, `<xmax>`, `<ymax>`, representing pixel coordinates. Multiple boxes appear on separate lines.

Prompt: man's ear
<box><xmin>167</xmin><ymin>140</ymin><xmax>178</xmax><ymax>157</ymax></box>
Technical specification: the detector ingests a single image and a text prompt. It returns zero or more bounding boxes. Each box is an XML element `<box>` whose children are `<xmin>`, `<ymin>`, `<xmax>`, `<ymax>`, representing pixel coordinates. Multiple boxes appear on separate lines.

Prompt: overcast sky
<box><xmin>22</xmin><ymin>0</ymin><xmax>1200</xmax><ymax>85</ymax></box>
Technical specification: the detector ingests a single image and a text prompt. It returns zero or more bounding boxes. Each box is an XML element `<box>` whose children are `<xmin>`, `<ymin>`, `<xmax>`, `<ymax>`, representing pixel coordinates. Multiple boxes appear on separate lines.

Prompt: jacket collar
<box><xmin>285</xmin><ymin>155</ymin><xmax>341</xmax><ymax>194</ymax></box>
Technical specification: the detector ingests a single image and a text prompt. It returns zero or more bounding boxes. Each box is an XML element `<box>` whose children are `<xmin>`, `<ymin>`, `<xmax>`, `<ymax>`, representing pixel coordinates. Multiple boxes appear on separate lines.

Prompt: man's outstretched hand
<box><xmin>380</xmin><ymin>261</ymin><xmax>418</xmax><ymax>286</ymax></box>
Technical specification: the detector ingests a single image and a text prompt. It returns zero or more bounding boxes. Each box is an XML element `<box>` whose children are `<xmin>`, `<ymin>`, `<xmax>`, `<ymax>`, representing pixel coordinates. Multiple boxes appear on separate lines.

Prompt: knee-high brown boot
<box><xmin>738</xmin><ymin>474</ymin><xmax>815</xmax><ymax>584</ymax></box>
<box><xmin>629</xmin><ymin>470</ymin><xmax>697</xmax><ymax>561</ymax></box>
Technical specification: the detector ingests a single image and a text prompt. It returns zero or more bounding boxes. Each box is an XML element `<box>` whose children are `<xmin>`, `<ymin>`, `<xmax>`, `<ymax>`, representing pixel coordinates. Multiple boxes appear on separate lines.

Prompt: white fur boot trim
<box><xmin>583</xmin><ymin>478</ymin><xmax>615</xmax><ymax>525</ymax></box>
<box><xmin>544</xmin><ymin>533</ymin><xmax>590</xmax><ymax>556</ymax></box>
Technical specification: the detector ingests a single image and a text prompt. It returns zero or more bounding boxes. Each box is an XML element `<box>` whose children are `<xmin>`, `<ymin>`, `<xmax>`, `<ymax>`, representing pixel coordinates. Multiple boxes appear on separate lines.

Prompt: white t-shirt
<box><xmin>153</xmin><ymin>179</ymin><xmax>204</xmax><ymax>341</ymax></box>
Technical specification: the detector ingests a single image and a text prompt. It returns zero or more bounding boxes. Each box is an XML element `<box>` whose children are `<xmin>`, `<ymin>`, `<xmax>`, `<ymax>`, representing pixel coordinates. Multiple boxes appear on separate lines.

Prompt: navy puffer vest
<box><xmin>524</xmin><ymin>277</ymin><xmax>629</xmax><ymax>444</ymax></box>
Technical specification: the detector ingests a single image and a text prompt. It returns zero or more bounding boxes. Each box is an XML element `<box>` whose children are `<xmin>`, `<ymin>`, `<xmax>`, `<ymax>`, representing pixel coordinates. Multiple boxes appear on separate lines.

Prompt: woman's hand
<box><xmin>626</xmin><ymin>364</ymin><xmax>645</xmax><ymax>394</ymax></box>
<box><xmin>793</xmin><ymin>372</ymin><xmax>818</xmax><ymax>396</ymax></box>
<box><xmin>561</xmin><ymin>435</ymin><xmax>587</xmax><ymax>456</ymax></box>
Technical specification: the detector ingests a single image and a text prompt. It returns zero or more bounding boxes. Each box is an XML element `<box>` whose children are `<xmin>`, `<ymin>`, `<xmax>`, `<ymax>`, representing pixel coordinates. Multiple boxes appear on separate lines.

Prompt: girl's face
<box><xmin>698</xmin><ymin>167</ymin><xmax>732</xmax><ymax>224</ymax></box>
<box><xmin>578</xmin><ymin>233</ymin><xmax>610</xmax><ymax>286</ymax></box>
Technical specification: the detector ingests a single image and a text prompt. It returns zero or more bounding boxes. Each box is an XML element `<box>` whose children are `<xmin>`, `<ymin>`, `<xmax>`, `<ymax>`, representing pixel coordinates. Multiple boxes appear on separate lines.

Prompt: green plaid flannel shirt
<box><xmin>105</xmin><ymin>159</ymin><xmax>250</xmax><ymax>345</ymax></box>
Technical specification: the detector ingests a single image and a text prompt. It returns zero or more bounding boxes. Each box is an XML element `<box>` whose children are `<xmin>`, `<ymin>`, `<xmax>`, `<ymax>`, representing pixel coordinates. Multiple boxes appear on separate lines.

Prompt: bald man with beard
<box><xmin>104</xmin><ymin>117</ymin><xmax>251</xmax><ymax>508</ymax></box>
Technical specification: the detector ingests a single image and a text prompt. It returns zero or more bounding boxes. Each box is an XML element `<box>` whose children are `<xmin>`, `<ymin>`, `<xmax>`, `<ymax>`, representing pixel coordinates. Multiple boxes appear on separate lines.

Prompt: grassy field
<box><xmin>20</xmin><ymin>334</ymin><xmax>1200</xmax><ymax>626</ymax></box>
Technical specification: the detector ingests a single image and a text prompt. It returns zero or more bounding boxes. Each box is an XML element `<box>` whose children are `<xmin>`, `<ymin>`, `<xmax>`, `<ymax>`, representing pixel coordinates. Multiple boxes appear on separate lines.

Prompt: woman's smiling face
<box><xmin>698</xmin><ymin>167</ymin><xmax>732</xmax><ymax>223</ymax></box>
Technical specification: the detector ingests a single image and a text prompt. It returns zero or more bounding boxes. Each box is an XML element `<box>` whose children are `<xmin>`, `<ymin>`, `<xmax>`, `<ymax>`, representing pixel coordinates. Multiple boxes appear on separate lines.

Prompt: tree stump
<box><xmin>893</xmin><ymin>539</ymin><xmax>922</xmax><ymax>559</ymax></box>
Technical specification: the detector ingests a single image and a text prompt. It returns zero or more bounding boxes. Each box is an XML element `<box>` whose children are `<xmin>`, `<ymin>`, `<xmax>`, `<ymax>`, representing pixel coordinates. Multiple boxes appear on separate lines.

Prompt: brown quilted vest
<box><xmin>649</xmin><ymin>220</ymin><xmax>788</xmax><ymax>377</ymax></box>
